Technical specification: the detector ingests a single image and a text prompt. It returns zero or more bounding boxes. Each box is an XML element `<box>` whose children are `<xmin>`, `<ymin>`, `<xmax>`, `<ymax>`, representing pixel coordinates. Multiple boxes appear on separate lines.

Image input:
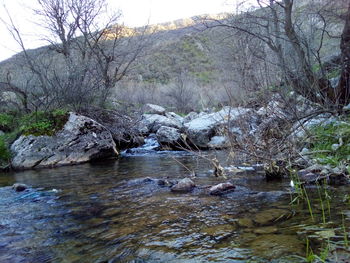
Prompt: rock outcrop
<box><xmin>156</xmin><ymin>126</ymin><xmax>182</xmax><ymax>148</ymax></box>
<box><xmin>11</xmin><ymin>113</ymin><xmax>118</xmax><ymax>170</ymax></box>
<box><xmin>137</xmin><ymin>114</ymin><xmax>183</xmax><ymax>134</ymax></box>
<box><xmin>184</xmin><ymin>107</ymin><xmax>250</xmax><ymax>148</ymax></box>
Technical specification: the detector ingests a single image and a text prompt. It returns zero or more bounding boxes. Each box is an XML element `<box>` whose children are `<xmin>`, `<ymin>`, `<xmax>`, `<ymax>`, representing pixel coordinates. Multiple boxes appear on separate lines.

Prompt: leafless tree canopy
<box><xmin>0</xmin><ymin>0</ymin><xmax>149</xmax><ymax>111</ymax></box>
<box><xmin>201</xmin><ymin>0</ymin><xmax>350</xmax><ymax>108</ymax></box>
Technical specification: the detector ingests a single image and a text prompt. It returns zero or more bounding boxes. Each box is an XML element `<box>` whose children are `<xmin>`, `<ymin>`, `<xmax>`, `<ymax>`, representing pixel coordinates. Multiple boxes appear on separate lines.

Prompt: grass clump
<box><xmin>20</xmin><ymin>109</ymin><xmax>69</xmax><ymax>136</ymax></box>
<box><xmin>0</xmin><ymin>109</ymin><xmax>69</xmax><ymax>168</ymax></box>
<box><xmin>0</xmin><ymin>113</ymin><xmax>16</xmax><ymax>132</ymax></box>
<box><xmin>309</xmin><ymin>121</ymin><xmax>350</xmax><ymax>167</ymax></box>
<box><xmin>0</xmin><ymin>135</ymin><xmax>11</xmax><ymax>168</ymax></box>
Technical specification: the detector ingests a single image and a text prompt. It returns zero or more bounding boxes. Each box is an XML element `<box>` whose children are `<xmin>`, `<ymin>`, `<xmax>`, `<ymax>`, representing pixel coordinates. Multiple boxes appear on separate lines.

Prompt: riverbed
<box><xmin>0</xmin><ymin>152</ymin><xmax>349</xmax><ymax>262</ymax></box>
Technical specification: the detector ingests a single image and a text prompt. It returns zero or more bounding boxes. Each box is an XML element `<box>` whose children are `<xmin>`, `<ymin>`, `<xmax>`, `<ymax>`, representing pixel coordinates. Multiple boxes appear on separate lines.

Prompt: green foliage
<box><xmin>137</xmin><ymin>34</ymin><xmax>216</xmax><ymax>84</ymax></box>
<box><xmin>0</xmin><ymin>109</ymin><xmax>68</xmax><ymax>166</ymax></box>
<box><xmin>326</xmin><ymin>68</ymin><xmax>341</xmax><ymax>79</ymax></box>
<box><xmin>0</xmin><ymin>113</ymin><xmax>15</xmax><ymax>132</ymax></box>
<box><xmin>20</xmin><ymin>109</ymin><xmax>69</xmax><ymax>136</ymax></box>
<box><xmin>0</xmin><ymin>135</ymin><xmax>11</xmax><ymax>167</ymax></box>
<box><xmin>309</xmin><ymin>121</ymin><xmax>350</xmax><ymax>167</ymax></box>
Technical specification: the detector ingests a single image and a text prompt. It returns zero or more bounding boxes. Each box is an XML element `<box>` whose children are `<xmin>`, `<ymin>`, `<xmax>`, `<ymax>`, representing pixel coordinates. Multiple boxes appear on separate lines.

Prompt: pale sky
<box><xmin>0</xmin><ymin>0</ymin><xmax>247</xmax><ymax>62</ymax></box>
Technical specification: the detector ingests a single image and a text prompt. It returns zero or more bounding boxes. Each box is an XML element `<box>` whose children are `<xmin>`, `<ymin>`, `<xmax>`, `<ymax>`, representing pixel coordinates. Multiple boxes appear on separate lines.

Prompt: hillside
<box><xmin>0</xmin><ymin>1</ymin><xmax>345</xmax><ymax>114</ymax></box>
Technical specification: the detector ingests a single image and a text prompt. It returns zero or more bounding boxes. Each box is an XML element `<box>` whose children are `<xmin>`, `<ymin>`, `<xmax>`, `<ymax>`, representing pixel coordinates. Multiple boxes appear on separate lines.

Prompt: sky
<box><xmin>0</xmin><ymin>0</ymin><xmax>247</xmax><ymax>62</ymax></box>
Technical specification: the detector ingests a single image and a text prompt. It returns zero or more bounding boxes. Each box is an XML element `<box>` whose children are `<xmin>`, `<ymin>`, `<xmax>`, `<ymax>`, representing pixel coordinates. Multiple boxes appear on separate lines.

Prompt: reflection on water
<box><xmin>0</xmin><ymin>153</ymin><xmax>349</xmax><ymax>262</ymax></box>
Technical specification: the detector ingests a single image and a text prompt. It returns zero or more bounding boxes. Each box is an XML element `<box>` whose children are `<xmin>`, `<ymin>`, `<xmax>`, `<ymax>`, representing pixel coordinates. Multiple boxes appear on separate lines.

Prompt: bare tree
<box><xmin>0</xmin><ymin>0</ymin><xmax>149</xmax><ymax>111</ymax></box>
<box><xmin>201</xmin><ymin>0</ymin><xmax>348</xmax><ymax>107</ymax></box>
<box><xmin>338</xmin><ymin>1</ymin><xmax>350</xmax><ymax>105</ymax></box>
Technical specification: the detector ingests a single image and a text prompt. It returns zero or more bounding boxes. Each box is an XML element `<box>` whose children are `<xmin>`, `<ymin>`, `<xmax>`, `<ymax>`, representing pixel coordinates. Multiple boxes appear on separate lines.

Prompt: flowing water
<box><xmin>0</xmin><ymin>150</ymin><xmax>350</xmax><ymax>263</ymax></box>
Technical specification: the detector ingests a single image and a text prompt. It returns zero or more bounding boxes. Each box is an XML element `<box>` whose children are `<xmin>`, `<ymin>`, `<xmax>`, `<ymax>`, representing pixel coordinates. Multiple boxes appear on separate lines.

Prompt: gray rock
<box><xmin>290</xmin><ymin>114</ymin><xmax>336</xmax><ymax>139</ymax></box>
<box><xmin>330</xmin><ymin>76</ymin><xmax>340</xmax><ymax>89</ymax></box>
<box><xmin>137</xmin><ymin>114</ymin><xmax>183</xmax><ymax>134</ymax></box>
<box><xmin>0</xmin><ymin>130</ymin><xmax>4</xmax><ymax>136</ymax></box>
<box><xmin>304</xmin><ymin>164</ymin><xmax>326</xmax><ymax>173</ymax></box>
<box><xmin>256</xmin><ymin>100</ymin><xmax>287</xmax><ymax>119</ymax></box>
<box><xmin>209</xmin><ymin>182</ymin><xmax>235</xmax><ymax>195</ymax></box>
<box><xmin>208</xmin><ymin>136</ymin><xmax>229</xmax><ymax>149</ymax></box>
<box><xmin>299</xmin><ymin>172</ymin><xmax>329</xmax><ymax>184</ymax></box>
<box><xmin>184</xmin><ymin>107</ymin><xmax>250</xmax><ymax>148</ymax></box>
<box><xmin>12</xmin><ymin>183</ymin><xmax>28</xmax><ymax>192</ymax></box>
<box><xmin>183</xmin><ymin>112</ymin><xmax>199</xmax><ymax>123</ymax></box>
<box><xmin>156</xmin><ymin>126</ymin><xmax>181</xmax><ymax>145</ymax></box>
<box><xmin>11</xmin><ymin>113</ymin><xmax>118</xmax><ymax>170</ymax></box>
<box><xmin>171</xmin><ymin>178</ymin><xmax>195</xmax><ymax>193</ymax></box>
<box><xmin>165</xmin><ymin>112</ymin><xmax>184</xmax><ymax>124</ymax></box>
<box><xmin>144</xmin><ymin>103</ymin><xmax>166</xmax><ymax>115</ymax></box>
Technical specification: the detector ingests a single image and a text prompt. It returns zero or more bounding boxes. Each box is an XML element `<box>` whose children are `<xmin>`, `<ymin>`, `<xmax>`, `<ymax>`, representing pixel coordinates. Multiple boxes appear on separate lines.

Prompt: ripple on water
<box><xmin>0</xmin><ymin>154</ymin><xmax>350</xmax><ymax>262</ymax></box>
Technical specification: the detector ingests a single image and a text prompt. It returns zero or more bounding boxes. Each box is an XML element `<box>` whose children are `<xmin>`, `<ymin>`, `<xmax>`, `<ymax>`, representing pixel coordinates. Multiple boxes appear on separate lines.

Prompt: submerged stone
<box><xmin>237</xmin><ymin>218</ymin><xmax>254</xmax><ymax>228</ymax></box>
<box><xmin>253</xmin><ymin>208</ymin><xmax>292</xmax><ymax>226</ymax></box>
<box><xmin>201</xmin><ymin>223</ymin><xmax>236</xmax><ymax>240</ymax></box>
<box><xmin>253</xmin><ymin>226</ymin><xmax>278</xmax><ymax>234</ymax></box>
<box><xmin>12</xmin><ymin>183</ymin><xmax>28</xmax><ymax>192</ymax></box>
<box><xmin>249</xmin><ymin>234</ymin><xmax>304</xmax><ymax>259</ymax></box>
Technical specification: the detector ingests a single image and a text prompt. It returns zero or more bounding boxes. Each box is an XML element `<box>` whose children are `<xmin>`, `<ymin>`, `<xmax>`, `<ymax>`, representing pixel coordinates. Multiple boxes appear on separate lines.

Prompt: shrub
<box><xmin>20</xmin><ymin>109</ymin><xmax>69</xmax><ymax>136</ymax></box>
<box><xmin>309</xmin><ymin>121</ymin><xmax>350</xmax><ymax>167</ymax></box>
<box><xmin>0</xmin><ymin>113</ymin><xmax>15</xmax><ymax>132</ymax></box>
<box><xmin>0</xmin><ymin>136</ymin><xmax>11</xmax><ymax>167</ymax></box>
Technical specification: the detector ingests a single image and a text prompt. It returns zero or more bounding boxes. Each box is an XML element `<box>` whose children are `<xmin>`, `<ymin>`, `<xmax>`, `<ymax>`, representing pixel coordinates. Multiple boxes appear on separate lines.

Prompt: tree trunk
<box><xmin>337</xmin><ymin>1</ymin><xmax>350</xmax><ymax>106</ymax></box>
<box><xmin>283</xmin><ymin>0</ymin><xmax>333</xmax><ymax>105</ymax></box>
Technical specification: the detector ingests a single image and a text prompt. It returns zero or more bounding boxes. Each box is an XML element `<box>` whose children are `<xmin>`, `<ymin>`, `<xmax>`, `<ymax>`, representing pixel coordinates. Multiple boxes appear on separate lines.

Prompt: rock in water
<box><xmin>253</xmin><ymin>208</ymin><xmax>292</xmax><ymax>226</ymax></box>
<box><xmin>209</xmin><ymin>182</ymin><xmax>235</xmax><ymax>195</ymax></box>
<box><xmin>11</xmin><ymin>113</ymin><xmax>118</xmax><ymax>170</ymax></box>
<box><xmin>137</xmin><ymin>114</ymin><xmax>183</xmax><ymax>134</ymax></box>
<box><xmin>171</xmin><ymin>178</ymin><xmax>195</xmax><ymax>193</ymax></box>
<box><xmin>156</xmin><ymin>126</ymin><xmax>182</xmax><ymax>147</ymax></box>
<box><xmin>184</xmin><ymin>107</ymin><xmax>250</xmax><ymax>148</ymax></box>
<box><xmin>12</xmin><ymin>183</ymin><xmax>28</xmax><ymax>192</ymax></box>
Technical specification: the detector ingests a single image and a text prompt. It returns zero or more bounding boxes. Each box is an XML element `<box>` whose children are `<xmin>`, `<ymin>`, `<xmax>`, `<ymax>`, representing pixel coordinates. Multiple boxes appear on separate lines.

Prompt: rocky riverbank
<box><xmin>3</xmin><ymin>97</ymin><xmax>350</xmax><ymax>186</ymax></box>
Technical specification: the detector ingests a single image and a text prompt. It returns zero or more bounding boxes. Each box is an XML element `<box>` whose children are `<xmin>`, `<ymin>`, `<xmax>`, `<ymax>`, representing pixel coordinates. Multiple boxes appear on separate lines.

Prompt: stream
<box><xmin>0</xmin><ymin>149</ymin><xmax>350</xmax><ymax>262</ymax></box>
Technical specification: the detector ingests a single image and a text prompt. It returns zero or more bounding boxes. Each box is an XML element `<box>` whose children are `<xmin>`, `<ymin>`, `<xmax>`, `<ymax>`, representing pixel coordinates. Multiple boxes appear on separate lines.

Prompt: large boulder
<box><xmin>184</xmin><ymin>107</ymin><xmax>250</xmax><ymax>148</ymax></box>
<box><xmin>11</xmin><ymin>113</ymin><xmax>118</xmax><ymax>170</ymax></box>
<box><xmin>78</xmin><ymin>107</ymin><xmax>140</xmax><ymax>149</ymax></box>
<box><xmin>156</xmin><ymin>126</ymin><xmax>182</xmax><ymax>147</ymax></box>
<box><xmin>137</xmin><ymin>114</ymin><xmax>183</xmax><ymax>134</ymax></box>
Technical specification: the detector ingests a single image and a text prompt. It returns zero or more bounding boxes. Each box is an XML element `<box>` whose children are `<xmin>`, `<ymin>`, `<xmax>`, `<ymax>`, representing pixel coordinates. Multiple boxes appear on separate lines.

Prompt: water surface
<box><xmin>0</xmin><ymin>152</ymin><xmax>349</xmax><ymax>262</ymax></box>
